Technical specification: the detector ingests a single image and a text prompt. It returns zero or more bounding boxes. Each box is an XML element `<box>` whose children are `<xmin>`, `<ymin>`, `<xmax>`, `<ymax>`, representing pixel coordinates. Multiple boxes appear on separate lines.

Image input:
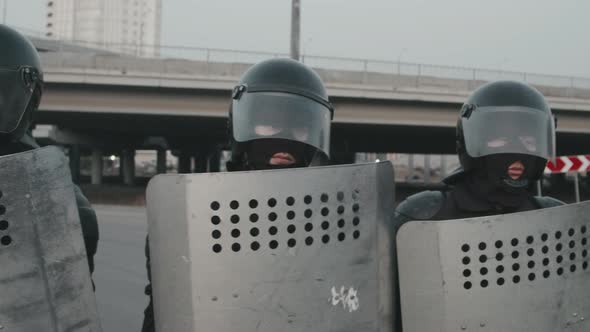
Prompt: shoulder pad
<box><xmin>442</xmin><ymin>167</ymin><xmax>466</xmax><ymax>185</ymax></box>
<box><xmin>534</xmin><ymin>196</ymin><xmax>565</xmax><ymax>208</ymax></box>
<box><xmin>395</xmin><ymin>191</ymin><xmax>445</xmax><ymax>222</ymax></box>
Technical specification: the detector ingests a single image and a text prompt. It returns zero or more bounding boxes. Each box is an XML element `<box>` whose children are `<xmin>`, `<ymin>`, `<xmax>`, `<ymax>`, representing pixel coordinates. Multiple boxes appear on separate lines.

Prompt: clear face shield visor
<box><xmin>462</xmin><ymin>106</ymin><xmax>556</xmax><ymax>160</ymax></box>
<box><xmin>0</xmin><ymin>66</ymin><xmax>40</xmax><ymax>133</ymax></box>
<box><xmin>232</xmin><ymin>91</ymin><xmax>332</xmax><ymax>157</ymax></box>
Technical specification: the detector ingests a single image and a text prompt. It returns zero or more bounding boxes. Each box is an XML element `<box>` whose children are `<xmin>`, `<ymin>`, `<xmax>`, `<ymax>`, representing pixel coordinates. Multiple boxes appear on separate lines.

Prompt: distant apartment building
<box><xmin>45</xmin><ymin>0</ymin><xmax>161</xmax><ymax>57</ymax></box>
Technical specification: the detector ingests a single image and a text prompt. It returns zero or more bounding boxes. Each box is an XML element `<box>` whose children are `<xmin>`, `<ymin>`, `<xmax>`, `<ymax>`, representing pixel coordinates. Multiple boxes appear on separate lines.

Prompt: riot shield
<box><xmin>0</xmin><ymin>147</ymin><xmax>101</xmax><ymax>332</ymax></box>
<box><xmin>147</xmin><ymin>162</ymin><xmax>395</xmax><ymax>332</ymax></box>
<box><xmin>397</xmin><ymin>201</ymin><xmax>590</xmax><ymax>332</ymax></box>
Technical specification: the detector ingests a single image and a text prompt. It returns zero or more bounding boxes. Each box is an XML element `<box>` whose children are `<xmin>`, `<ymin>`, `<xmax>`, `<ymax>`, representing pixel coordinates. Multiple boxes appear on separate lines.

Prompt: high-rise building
<box><xmin>46</xmin><ymin>0</ymin><xmax>161</xmax><ymax>57</ymax></box>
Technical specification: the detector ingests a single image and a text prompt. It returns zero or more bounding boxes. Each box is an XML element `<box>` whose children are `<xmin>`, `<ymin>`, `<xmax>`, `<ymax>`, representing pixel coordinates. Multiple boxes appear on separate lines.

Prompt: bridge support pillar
<box><xmin>156</xmin><ymin>149</ymin><xmax>167</xmax><ymax>174</ymax></box>
<box><xmin>424</xmin><ymin>154</ymin><xmax>431</xmax><ymax>184</ymax></box>
<box><xmin>193</xmin><ymin>146</ymin><xmax>220</xmax><ymax>173</ymax></box>
<box><xmin>440</xmin><ymin>155</ymin><xmax>447</xmax><ymax>178</ymax></box>
<box><xmin>122</xmin><ymin>149</ymin><xmax>136</xmax><ymax>186</ymax></box>
<box><xmin>68</xmin><ymin>145</ymin><xmax>81</xmax><ymax>184</ymax></box>
<box><xmin>193</xmin><ymin>151</ymin><xmax>207</xmax><ymax>173</ymax></box>
<box><xmin>208</xmin><ymin>148</ymin><xmax>221</xmax><ymax>173</ymax></box>
<box><xmin>91</xmin><ymin>148</ymin><xmax>103</xmax><ymax>185</ymax></box>
<box><xmin>407</xmin><ymin>154</ymin><xmax>415</xmax><ymax>181</ymax></box>
<box><xmin>178</xmin><ymin>150</ymin><xmax>192</xmax><ymax>174</ymax></box>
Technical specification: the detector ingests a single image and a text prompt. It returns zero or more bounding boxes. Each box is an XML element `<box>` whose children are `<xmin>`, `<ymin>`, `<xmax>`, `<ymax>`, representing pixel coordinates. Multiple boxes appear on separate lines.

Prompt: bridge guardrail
<box><xmin>19</xmin><ymin>23</ymin><xmax>590</xmax><ymax>99</ymax></box>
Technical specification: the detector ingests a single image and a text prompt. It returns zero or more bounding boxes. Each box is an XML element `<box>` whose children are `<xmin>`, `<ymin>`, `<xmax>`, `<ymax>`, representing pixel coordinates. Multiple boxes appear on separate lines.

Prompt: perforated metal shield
<box><xmin>397</xmin><ymin>201</ymin><xmax>590</xmax><ymax>332</ymax></box>
<box><xmin>147</xmin><ymin>162</ymin><xmax>395</xmax><ymax>332</ymax></box>
<box><xmin>0</xmin><ymin>147</ymin><xmax>101</xmax><ymax>332</ymax></box>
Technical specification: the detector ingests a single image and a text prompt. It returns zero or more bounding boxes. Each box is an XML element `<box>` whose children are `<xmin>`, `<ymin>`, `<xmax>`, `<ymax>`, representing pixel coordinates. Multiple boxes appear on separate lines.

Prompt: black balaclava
<box><xmin>465</xmin><ymin>153</ymin><xmax>541</xmax><ymax>208</ymax></box>
<box><xmin>242</xmin><ymin>139</ymin><xmax>317</xmax><ymax>170</ymax></box>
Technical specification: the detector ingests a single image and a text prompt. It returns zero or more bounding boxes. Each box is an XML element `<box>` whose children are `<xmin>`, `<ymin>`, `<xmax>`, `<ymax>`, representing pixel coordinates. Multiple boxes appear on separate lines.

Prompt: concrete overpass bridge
<box><xmin>28</xmin><ymin>37</ymin><xmax>590</xmax><ymax>184</ymax></box>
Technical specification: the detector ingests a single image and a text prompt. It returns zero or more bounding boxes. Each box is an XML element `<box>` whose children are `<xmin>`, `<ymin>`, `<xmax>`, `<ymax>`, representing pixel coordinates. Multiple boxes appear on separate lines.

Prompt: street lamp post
<box><xmin>2</xmin><ymin>0</ymin><xmax>8</xmax><ymax>24</ymax></box>
<box><xmin>290</xmin><ymin>0</ymin><xmax>301</xmax><ymax>60</ymax></box>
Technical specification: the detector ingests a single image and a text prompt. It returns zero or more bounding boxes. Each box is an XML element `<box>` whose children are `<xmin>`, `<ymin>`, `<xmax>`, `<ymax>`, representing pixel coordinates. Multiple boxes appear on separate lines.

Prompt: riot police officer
<box><xmin>141</xmin><ymin>58</ymin><xmax>333</xmax><ymax>331</ymax></box>
<box><xmin>394</xmin><ymin>80</ymin><xmax>563</xmax><ymax>223</ymax></box>
<box><xmin>0</xmin><ymin>25</ymin><xmax>99</xmax><ymax>275</ymax></box>
<box><xmin>391</xmin><ymin>80</ymin><xmax>563</xmax><ymax>330</ymax></box>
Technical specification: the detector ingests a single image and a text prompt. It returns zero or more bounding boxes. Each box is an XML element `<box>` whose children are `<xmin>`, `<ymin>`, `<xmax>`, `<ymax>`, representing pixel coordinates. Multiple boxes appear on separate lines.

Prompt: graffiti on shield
<box><xmin>330</xmin><ymin>286</ymin><xmax>360</xmax><ymax>313</ymax></box>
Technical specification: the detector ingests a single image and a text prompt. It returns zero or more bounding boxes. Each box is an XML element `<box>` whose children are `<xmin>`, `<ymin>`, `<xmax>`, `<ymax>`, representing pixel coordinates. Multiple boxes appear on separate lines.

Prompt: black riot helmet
<box><xmin>0</xmin><ymin>25</ymin><xmax>43</xmax><ymax>142</ymax></box>
<box><xmin>228</xmin><ymin>58</ymin><xmax>333</xmax><ymax>170</ymax></box>
<box><xmin>456</xmin><ymin>80</ymin><xmax>556</xmax><ymax>182</ymax></box>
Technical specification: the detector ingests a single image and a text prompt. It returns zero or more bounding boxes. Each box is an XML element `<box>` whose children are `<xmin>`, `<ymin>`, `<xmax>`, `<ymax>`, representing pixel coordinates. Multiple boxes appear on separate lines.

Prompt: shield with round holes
<box><xmin>147</xmin><ymin>162</ymin><xmax>395</xmax><ymax>332</ymax></box>
<box><xmin>397</xmin><ymin>201</ymin><xmax>590</xmax><ymax>332</ymax></box>
<box><xmin>0</xmin><ymin>146</ymin><xmax>101</xmax><ymax>332</ymax></box>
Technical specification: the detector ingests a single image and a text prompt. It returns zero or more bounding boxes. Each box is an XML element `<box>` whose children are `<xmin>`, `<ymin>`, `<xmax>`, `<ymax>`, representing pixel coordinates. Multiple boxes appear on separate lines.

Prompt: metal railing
<box><xmin>14</xmin><ymin>24</ymin><xmax>590</xmax><ymax>95</ymax></box>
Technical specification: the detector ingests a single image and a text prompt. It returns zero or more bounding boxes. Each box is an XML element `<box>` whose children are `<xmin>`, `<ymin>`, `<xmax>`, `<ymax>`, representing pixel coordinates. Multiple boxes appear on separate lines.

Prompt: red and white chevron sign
<box><xmin>545</xmin><ymin>155</ymin><xmax>590</xmax><ymax>174</ymax></box>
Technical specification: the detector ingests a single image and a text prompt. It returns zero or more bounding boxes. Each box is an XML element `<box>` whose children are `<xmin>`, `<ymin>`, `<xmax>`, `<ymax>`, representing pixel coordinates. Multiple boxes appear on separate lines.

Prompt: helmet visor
<box><xmin>462</xmin><ymin>106</ymin><xmax>556</xmax><ymax>160</ymax></box>
<box><xmin>0</xmin><ymin>68</ymin><xmax>35</xmax><ymax>133</ymax></box>
<box><xmin>232</xmin><ymin>92</ymin><xmax>331</xmax><ymax>157</ymax></box>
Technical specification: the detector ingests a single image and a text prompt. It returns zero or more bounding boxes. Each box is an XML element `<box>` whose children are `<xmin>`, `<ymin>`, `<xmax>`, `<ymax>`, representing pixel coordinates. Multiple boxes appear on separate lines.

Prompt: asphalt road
<box><xmin>93</xmin><ymin>205</ymin><xmax>149</xmax><ymax>332</ymax></box>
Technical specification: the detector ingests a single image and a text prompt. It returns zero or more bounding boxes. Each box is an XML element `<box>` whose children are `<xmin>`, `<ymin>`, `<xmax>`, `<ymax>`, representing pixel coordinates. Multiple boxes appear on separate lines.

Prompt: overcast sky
<box><xmin>4</xmin><ymin>0</ymin><xmax>589</xmax><ymax>77</ymax></box>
